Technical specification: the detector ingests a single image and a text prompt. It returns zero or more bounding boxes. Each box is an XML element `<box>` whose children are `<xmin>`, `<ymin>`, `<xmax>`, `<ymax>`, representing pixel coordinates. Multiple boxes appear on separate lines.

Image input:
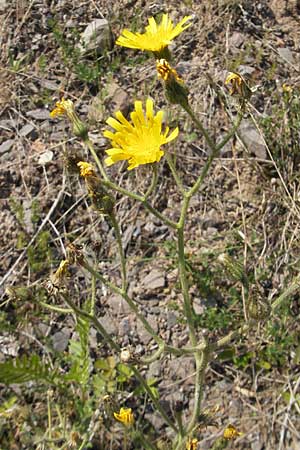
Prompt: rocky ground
<box><xmin>1</xmin><ymin>1</ymin><xmax>300</xmax><ymax>449</ymax></box>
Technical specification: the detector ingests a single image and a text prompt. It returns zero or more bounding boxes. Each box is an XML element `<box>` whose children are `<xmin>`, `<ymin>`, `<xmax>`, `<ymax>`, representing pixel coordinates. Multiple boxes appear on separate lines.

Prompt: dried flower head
<box><xmin>116</xmin><ymin>13</ymin><xmax>192</xmax><ymax>54</ymax></box>
<box><xmin>223</xmin><ymin>424</ymin><xmax>242</xmax><ymax>440</ymax></box>
<box><xmin>104</xmin><ymin>98</ymin><xmax>178</xmax><ymax>170</ymax></box>
<box><xmin>225</xmin><ymin>72</ymin><xmax>252</xmax><ymax>100</ymax></box>
<box><xmin>225</xmin><ymin>72</ymin><xmax>243</xmax><ymax>95</ymax></box>
<box><xmin>113</xmin><ymin>407</ymin><xmax>134</xmax><ymax>426</ymax></box>
<box><xmin>77</xmin><ymin>161</ymin><xmax>95</xmax><ymax>178</ymax></box>
<box><xmin>156</xmin><ymin>59</ymin><xmax>183</xmax><ymax>82</ymax></box>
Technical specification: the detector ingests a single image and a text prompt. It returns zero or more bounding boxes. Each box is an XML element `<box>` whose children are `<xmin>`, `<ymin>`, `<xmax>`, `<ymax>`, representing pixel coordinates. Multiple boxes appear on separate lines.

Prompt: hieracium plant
<box><xmin>5</xmin><ymin>12</ymin><xmax>293</xmax><ymax>450</ymax></box>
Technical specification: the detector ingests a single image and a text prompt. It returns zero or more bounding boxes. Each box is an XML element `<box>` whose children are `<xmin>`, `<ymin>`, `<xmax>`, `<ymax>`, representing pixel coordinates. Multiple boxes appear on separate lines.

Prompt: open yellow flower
<box><xmin>113</xmin><ymin>407</ymin><xmax>134</xmax><ymax>426</ymax></box>
<box><xmin>104</xmin><ymin>98</ymin><xmax>179</xmax><ymax>170</ymax></box>
<box><xmin>116</xmin><ymin>13</ymin><xmax>192</xmax><ymax>53</ymax></box>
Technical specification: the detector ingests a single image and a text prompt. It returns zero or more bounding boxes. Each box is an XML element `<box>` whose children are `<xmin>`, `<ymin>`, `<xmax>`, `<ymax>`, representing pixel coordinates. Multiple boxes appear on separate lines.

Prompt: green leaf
<box><xmin>0</xmin><ymin>355</ymin><xmax>58</xmax><ymax>385</ymax></box>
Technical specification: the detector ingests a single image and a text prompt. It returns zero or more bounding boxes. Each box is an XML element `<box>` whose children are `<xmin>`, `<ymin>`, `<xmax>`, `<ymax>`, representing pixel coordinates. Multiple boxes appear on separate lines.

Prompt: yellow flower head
<box><xmin>156</xmin><ymin>59</ymin><xmax>183</xmax><ymax>83</ymax></box>
<box><xmin>223</xmin><ymin>424</ymin><xmax>242</xmax><ymax>440</ymax></box>
<box><xmin>77</xmin><ymin>161</ymin><xmax>95</xmax><ymax>178</ymax></box>
<box><xmin>225</xmin><ymin>72</ymin><xmax>243</xmax><ymax>95</ymax></box>
<box><xmin>50</xmin><ymin>98</ymin><xmax>75</xmax><ymax>118</ymax></box>
<box><xmin>186</xmin><ymin>437</ymin><xmax>198</xmax><ymax>450</ymax></box>
<box><xmin>116</xmin><ymin>13</ymin><xmax>192</xmax><ymax>53</ymax></box>
<box><xmin>282</xmin><ymin>83</ymin><xmax>293</xmax><ymax>93</ymax></box>
<box><xmin>50</xmin><ymin>98</ymin><xmax>88</xmax><ymax>140</ymax></box>
<box><xmin>104</xmin><ymin>98</ymin><xmax>179</xmax><ymax>170</ymax></box>
<box><xmin>113</xmin><ymin>407</ymin><xmax>134</xmax><ymax>426</ymax></box>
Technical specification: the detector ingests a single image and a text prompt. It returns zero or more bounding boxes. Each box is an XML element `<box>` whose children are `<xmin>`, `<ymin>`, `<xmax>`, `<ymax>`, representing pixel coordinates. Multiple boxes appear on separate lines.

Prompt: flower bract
<box><xmin>113</xmin><ymin>407</ymin><xmax>134</xmax><ymax>426</ymax></box>
<box><xmin>104</xmin><ymin>98</ymin><xmax>179</xmax><ymax>170</ymax></box>
<box><xmin>116</xmin><ymin>13</ymin><xmax>192</xmax><ymax>53</ymax></box>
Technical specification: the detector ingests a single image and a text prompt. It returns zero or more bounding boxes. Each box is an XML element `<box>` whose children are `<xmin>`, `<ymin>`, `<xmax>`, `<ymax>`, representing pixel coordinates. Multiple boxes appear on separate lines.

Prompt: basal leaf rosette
<box><xmin>104</xmin><ymin>98</ymin><xmax>179</xmax><ymax>170</ymax></box>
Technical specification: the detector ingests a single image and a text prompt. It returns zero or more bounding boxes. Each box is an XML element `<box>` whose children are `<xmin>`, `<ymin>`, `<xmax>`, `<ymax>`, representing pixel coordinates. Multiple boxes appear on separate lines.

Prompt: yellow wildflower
<box><xmin>223</xmin><ymin>424</ymin><xmax>242</xmax><ymax>440</ymax></box>
<box><xmin>113</xmin><ymin>407</ymin><xmax>134</xmax><ymax>426</ymax></box>
<box><xmin>104</xmin><ymin>98</ymin><xmax>179</xmax><ymax>170</ymax></box>
<box><xmin>50</xmin><ymin>98</ymin><xmax>88</xmax><ymax>139</ymax></box>
<box><xmin>282</xmin><ymin>83</ymin><xmax>293</xmax><ymax>93</ymax></box>
<box><xmin>225</xmin><ymin>72</ymin><xmax>243</xmax><ymax>95</ymax></box>
<box><xmin>116</xmin><ymin>13</ymin><xmax>192</xmax><ymax>53</ymax></box>
<box><xmin>77</xmin><ymin>161</ymin><xmax>95</xmax><ymax>177</ymax></box>
<box><xmin>156</xmin><ymin>59</ymin><xmax>183</xmax><ymax>83</ymax></box>
<box><xmin>50</xmin><ymin>98</ymin><xmax>75</xmax><ymax>118</ymax></box>
<box><xmin>186</xmin><ymin>437</ymin><xmax>198</xmax><ymax>450</ymax></box>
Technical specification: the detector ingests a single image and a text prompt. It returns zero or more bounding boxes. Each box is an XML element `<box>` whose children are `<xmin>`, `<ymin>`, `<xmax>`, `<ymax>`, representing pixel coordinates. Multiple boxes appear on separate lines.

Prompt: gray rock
<box><xmin>79</xmin><ymin>19</ymin><xmax>113</xmax><ymax>55</ymax></box>
<box><xmin>136</xmin><ymin>315</ymin><xmax>158</xmax><ymax>345</ymax></box>
<box><xmin>105</xmin><ymin>81</ymin><xmax>129</xmax><ymax>116</ymax></box>
<box><xmin>239</xmin><ymin>119</ymin><xmax>267</xmax><ymax>159</ymax></box>
<box><xmin>167</xmin><ymin>311</ymin><xmax>178</xmax><ymax>328</ymax></box>
<box><xmin>142</xmin><ymin>269</ymin><xmax>165</xmax><ymax>290</ymax></box>
<box><xmin>148</xmin><ymin>360</ymin><xmax>161</xmax><ymax>378</ymax></box>
<box><xmin>26</xmin><ymin>109</ymin><xmax>51</xmax><ymax>120</ymax></box>
<box><xmin>19</xmin><ymin>124</ymin><xmax>35</xmax><ymax>137</ymax></box>
<box><xmin>0</xmin><ymin>139</ymin><xmax>14</xmax><ymax>155</ymax></box>
<box><xmin>108</xmin><ymin>293</ymin><xmax>132</xmax><ymax>315</ymax></box>
<box><xmin>51</xmin><ymin>328</ymin><xmax>71</xmax><ymax>352</ymax></box>
<box><xmin>278</xmin><ymin>47</ymin><xmax>295</xmax><ymax>64</ymax></box>
<box><xmin>99</xmin><ymin>314</ymin><xmax>118</xmax><ymax>335</ymax></box>
<box><xmin>229</xmin><ymin>31</ymin><xmax>244</xmax><ymax>48</ymax></box>
<box><xmin>118</xmin><ymin>315</ymin><xmax>135</xmax><ymax>337</ymax></box>
<box><xmin>0</xmin><ymin>0</ymin><xmax>7</xmax><ymax>12</ymax></box>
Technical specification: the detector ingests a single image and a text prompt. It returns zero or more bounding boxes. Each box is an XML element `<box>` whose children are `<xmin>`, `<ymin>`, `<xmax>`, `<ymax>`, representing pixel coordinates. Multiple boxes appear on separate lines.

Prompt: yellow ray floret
<box><xmin>116</xmin><ymin>13</ymin><xmax>192</xmax><ymax>52</ymax></box>
<box><xmin>104</xmin><ymin>98</ymin><xmax>179</xmax><ymax>170</ymax></box>
<box><xmin>113</xmin><ymin>407</ymin><xmax>134</xmax><ymax>426</ymax></box>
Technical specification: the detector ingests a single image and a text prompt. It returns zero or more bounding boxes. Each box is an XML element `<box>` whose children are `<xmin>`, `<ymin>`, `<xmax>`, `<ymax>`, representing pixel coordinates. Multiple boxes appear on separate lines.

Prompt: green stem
<box><xmin>165</xmin><ymin>153</ymin><xmax>185</xmax><ymax>194</ymax></box>
<box><xmin>144</xmin><ymin>164</ymin><xmax>158</xmax><ymax>199</ymax></box>
<box><xmin>182</xmin><ymin>103</ymin><xmax>216</xmax><ymax>153</ymax></box>
<box><xmin>39</xmin><ymin>301</ymin><xmax>73</xmax><ymax>314</ymax></box>
<box><xmin>101</xmin><ymin>178</ymin><xmax>177</xmax><ymax>229</ymax></box>
<box><xmin>132</xmin><ymin>367</ymin><xmax>178</xmax><ymax>433</ymax></box>
<box><xmin>90</xmin><ymin>275</ymin><xmax>96</xmax><ymax>315</ymax></box>
<box><xmin>85</xmin><ymin>139</ymin><xmax>108</xmax><ymax>181</ymax></box>
<box><xmin>110</xmin><ymin>212</ymin><xmax>127</xmax><ymax>292</ymax></box>
<box><xmin>186</xmin><ymin>347</ymin><xmax>210</xmax><ymax>433</ymax></box>
<box><xmin>81</xmin><ymin>260</ymin><xmax>164</xmax><ymax>348</ymax></box>
<box><xmin>62</xmin><ymin>294</ymin><xmax>120</xmax><ymax>352</ymax></box>
<box><xmin>177</xmin><ymin>223</ymin><xmax>196</xmax><ymax>345</ymax></box>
